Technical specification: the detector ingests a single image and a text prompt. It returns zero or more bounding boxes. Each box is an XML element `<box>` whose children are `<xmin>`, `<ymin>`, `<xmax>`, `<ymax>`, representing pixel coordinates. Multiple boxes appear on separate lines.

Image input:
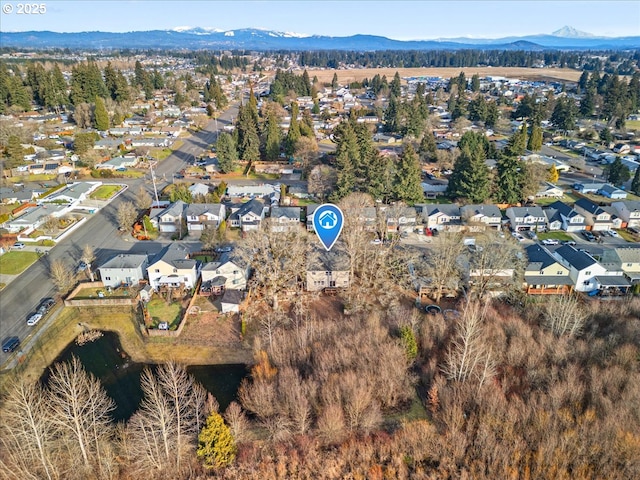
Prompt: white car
<box><xmin>13</xmin><ymin>242</ymin><xmax>25</xmax><ymax>249</ymax></box>
<box><xmin>542</xmin><ymin>239</ymin><xmax>559</xmax><ymax>246</ymax></box>
<box><xmin>511</xmin><ymin>232</ymin><xmax>525</xmax><ymax>242</ymax></box>
<box><xmin>27</xmin><ymin>313</ymin><xmax>43</xmax><ymax>326</ymax></box>
<box><xmin>608</xmin><ymin>230</ymin><xmax>619</xmax><ymax>238</ymax></box>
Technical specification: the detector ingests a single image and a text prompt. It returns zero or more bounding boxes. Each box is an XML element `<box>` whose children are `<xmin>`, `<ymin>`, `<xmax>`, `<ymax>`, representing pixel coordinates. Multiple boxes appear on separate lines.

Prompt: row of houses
<box><xmin>424</xmin><ymin>200</ymin><xmax>640</xmax><ymax>233</ymax></box>
<box><xmin>524</xmin><ymin>243</ymin><xmax>639</xmax><ymax>295</ymax></box>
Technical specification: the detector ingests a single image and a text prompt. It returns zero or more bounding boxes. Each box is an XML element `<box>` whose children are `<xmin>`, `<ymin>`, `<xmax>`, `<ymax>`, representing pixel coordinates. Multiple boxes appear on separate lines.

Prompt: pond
<box><xmin>42</xmin><ymin>331</ymin><xmax>248</xmax><ymax>422</ymax></box>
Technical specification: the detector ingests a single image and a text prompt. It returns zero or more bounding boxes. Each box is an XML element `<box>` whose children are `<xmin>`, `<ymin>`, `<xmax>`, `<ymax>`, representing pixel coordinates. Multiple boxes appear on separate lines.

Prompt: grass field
<box><xmin>90</xmin><ymin>184</ymin><xmax>122</xmax><ymax>200</ymax></box>
<box><xmin>626</xmin><ymin>120</ymin><xmax>640</xmax><ymax>130</ymax></box>
<box><xmin>146</xmin><ymin>298</ymin><xmax>182</xmax><ymax>328</ymax></box>
<box><xmin>0</xmin><ymin>251</ymin><xmax>39</xmax><ymax>275</ymax></box>
<box><xmin>306</xmin><ymin>66</ymin><xmax>584</xmax><ymax>85</ymax></box>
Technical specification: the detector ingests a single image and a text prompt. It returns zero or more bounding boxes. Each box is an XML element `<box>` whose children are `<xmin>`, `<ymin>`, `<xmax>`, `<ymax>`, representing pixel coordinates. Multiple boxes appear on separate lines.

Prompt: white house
<box><xmin>544</xmin><ymin>201</ymin><xmax>586</xmax><ymax>232</ymax></box>
<box><xmin>460</xmin><ymin>204</ymin><xmax>502</xmax><ymax>230</ymax></box>
<box><xmin>574</xmin><ymin>198</ymin><xmax>615</xmax><ymax>231</ymax></box>
<box><xmin>269</xmin><ymin>206</ymin><xmax>302</xmax><ymax>232</ymax></box>
<box><xmin>200</xmin><ymin>252</ymin><xmax>249</xmax><ymax>294</ymax></box>
<box><xmin>151</xmin><ymin>200</ymin><xmax>188</xmax><ymax>233</ymax></box>
<box><xmin>612</xmin><ymin>200</ymin><xmax>640</xmax><ymax>228</ymax></box>
<box><xmin>553</xmin><ymin>245</ymin><xmax>607</xmax><ymax>292</ymax></box>
<box><xmin>505</xmin><ymin>206</ymin><xmax>547</xmax><ymax>232</ymax></box>
<box><xmin>147</xmin><ymin>243</ymin><xmax>199</xmax><ymax>290</ymax></box>
<box><xmin>229</xmin><ymin>199</ymin><xmax>266</xmax><ymax>232</ymax></box>
<box><xmin>423</xmin><ymin>204</ymin><xmax>461</xmax><ymax>231</ymax></box>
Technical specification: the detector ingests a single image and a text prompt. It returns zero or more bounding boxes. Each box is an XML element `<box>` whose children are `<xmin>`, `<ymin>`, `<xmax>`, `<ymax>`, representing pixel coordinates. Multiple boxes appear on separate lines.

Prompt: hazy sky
<box><xmin>1</xmin><ymin>0</ymin><xmax>638</xmax><ymax>38</ymax></box>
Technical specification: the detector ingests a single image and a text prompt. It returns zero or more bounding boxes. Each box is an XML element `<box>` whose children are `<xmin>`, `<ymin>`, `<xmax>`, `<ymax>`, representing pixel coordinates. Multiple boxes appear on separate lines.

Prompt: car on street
<box><xmin>608</xmin><ymin>230</ymin><xmax>619</xmax><ymax>238</ymax></box>
<box><xmin>37</xmin><ymin>298</ymin><xmax>55</xmax><ymax>315</ymax></box>
<box><xmin>13</xmin><ymin>242</ymin><xmax>25</xmax><ymax>249</ymax></box>
<box><xmin>27</xmin><ymin>312</ymin><xmax>43</xmax><ymax>326</ymax></box>
<box><xmin>561</xmin><ymin>240</ymin><xmax>577</xmax><ymax>246</ymax></box>
<box><xmin>77</xmin><ymin>261</ymin><xmax>88</xmax><ymax>273</ymax></box>
<box><xmin>511</xmin><ymin>232</ymin><xmax>525</xmax><ymax>242</ymax></box>
<box><xmin>2</xmin><ymin>336</ymin><xmax>20</xmax><ymax>353</ymax></box>
<box><xmin>542</xmin><ymin>239</ymin><xmax>559</xmax><ymax>246</ymax></box>
<box><xmin>581</xmin><ymin>231</ymin><xmax>597</xmax><ymax>242</ymax></box>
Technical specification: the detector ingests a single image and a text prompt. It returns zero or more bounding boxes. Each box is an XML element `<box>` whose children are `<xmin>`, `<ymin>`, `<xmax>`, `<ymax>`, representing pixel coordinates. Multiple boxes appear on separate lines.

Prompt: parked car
<box><xmin>1</xmin><ymin>336</ymin><xmax>20</xmax><ymax>353</ymax></box>
<box><xmin>542</xmin><ymin>239</ymin><xmax>559</xmax><ymax>246</ymax></box>
<box><xmin>37</xmin><ymin>298</ymin><xmax>55</xmax><ymax>315</ymax></box>
<box><xmin>561</xmin><ymin>240</ymin><xmax>577</xmax><ymax>246</ymax></box>
<box><xmin>27</xmin><ymin>313</ymin><xmax>42</xmax><ymax>326</ymax></box>
<box><xmin>608</xmin><ymin>230</ymin><xmax>620</xmax><ymax>238</ymax></box>
<box><xmin>77</xmin><ymin>261</ymin><xmax>88</xmax><ymax>273</ymax></box>
<box><xmin>582</xmin><ymin>231</ymin><xmax>596</xmax><ymax>242</ymax></box>
<box><xmin>511</xmin><ymin>231</ymin><xmax>525</xmax><ymax>242</ymax></box>
<box><xmin>215</xmin><ymin>246</ymin><xmax>233</xmax><ymax>253</ymax></box>
<box><xmin>13</xmin><ymin>242</ymin><xmax>25</xmax><ymax>249</ymax></box>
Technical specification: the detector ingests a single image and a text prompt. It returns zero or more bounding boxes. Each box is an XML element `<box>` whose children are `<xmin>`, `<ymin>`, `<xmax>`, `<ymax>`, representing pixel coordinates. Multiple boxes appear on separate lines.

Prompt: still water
<box><xmin>43</xmin><ymin>331</ymin><xmax>247</xmax><ymax>421</ymax></box>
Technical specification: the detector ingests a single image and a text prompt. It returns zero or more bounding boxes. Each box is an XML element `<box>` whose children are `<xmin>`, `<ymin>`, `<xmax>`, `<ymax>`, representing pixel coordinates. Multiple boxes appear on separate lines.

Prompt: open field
<box><xmin>306</xmin><ymin>67</ymin><xmax>584</xmax><ymax>84</ymax></box>
<box><xmin>89</xmin><ymin>184</ymin><xmax>122</xmax><ymax>200</ymax></box>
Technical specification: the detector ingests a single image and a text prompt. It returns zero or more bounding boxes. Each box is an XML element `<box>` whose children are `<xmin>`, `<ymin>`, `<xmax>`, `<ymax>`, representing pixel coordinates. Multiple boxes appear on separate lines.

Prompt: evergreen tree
<box><xmin>550</xmin><ymin>97</ymin><xmax>577</xmax><ymax>132</ymax></box>
<box><xmin>495</xmin><ymin>154</ymin><xmax>523</xmax><ymax>204</ymax></box>
<box><xmin>447</xmin><ymin>132</ymin><xmax>491</xmax><ymax>203</ymax></box>
<box><xmin>419</xmin><ymin>131</ymin><xmax>437</xmax><ymax>163</ymax></box>
<box><xmin>330</xmin><ymin>122</ymin><xmax>359</xmax><ymax>202</ymax></box>
<box><xmin>285</xmin><ymin>102</ymin><xmax>301</xmax><ymax>156</ymax></box>
<box><xmin>236</xmin><ymin>103</ymin><xmax>260</xmax><ymax>163</ymax></box>
<box><xmin>471</xmin><ymin>74</ymin><xmax>481</xmax><ymax>93</ymax></box>
<box><xmin>331</xmin><ymin>72</ymin><xmax>339</xmax><ymax>90</ymax></box>
<box><xmin>393</xmin><ymin>144</ymin><xmax>424</xmax><ymax>204</ymax></box>
<box><xmin>197</xmin><ymin>411</ymin><xmax>236</xmax><ymax>469</ymax></box>
<box><xmin>600</xmin><ymin>128</ymin><xmax>613</xmax><ymax>145</ymax></box>
<box><xmin>365</xmin><ymin>153</ymin><xmax>392</xmax><ymax>202</ymax></box>
<box><xmin>263</xmin><ymin>112</ymin><xmax>282</xmax><ymax>161</ymax></box>
<box><xmin>580</xmin><ymin>86</ymin><xmax>596</xmax><ymax>117</ymax></box>
<box><xmin>468</xmin><ymin>95</ymin><xmax>488</xmax><ymax>122</ymax></box>
<box><xmin>216</xmin><ymin>132</ymin><xmax>238</xmax><ymax>173</ymax></box>
<box><xmin>631</xmin><ymin>166</ymin><xmax>640</xmax><ymax>195</ymax></box>
<box><xmin>606</xmin><ymin>157</ymin><xmax>631</xmax><ymax>187</ymax></box>
<box><xmin>578</xmin><ymin>70</ymin><xmax>589</xmax><ymax>92</ymax></box>
<box><xmin>485</xmin><ymin>101</ymin><xmax>499</xmax><ymax>128</ymax></box>
<box><xmin>301</xmin><ymin>69</ymin><xmax>312</xmax><ymax>96</ymax></box>
<box><xmin>5</xmin><ymin>135</ymin><xmax>25</xmax><ymax>168</ymax></box>
<box><xmin>505</xmin><ymin>125</ymin><xmax>527</xmax><ymax>158</ymax></box>
<box><xmin>527</xmin><ymin>124</ymin><xmax>543</xmax><ymax>151</ymax></box>
<box><xmin>93</xmin><ymin>96</ymin><xmax>109</xmax><ymax>131</ymax></box>
<box><xmin>390</xmin><ymin>71</ymin><xmax>401</xmax><ymax>98</ymax></box>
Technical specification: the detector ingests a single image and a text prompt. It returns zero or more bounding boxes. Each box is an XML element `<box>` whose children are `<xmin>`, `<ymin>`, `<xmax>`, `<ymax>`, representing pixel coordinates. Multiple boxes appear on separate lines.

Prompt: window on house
<box><xmin>105</xmin><ymin>277</ymin><xmax>111</xmax><ymax>281</ymax></box>
<box><xmin>583</xmin><ymin>280</ymin><xmax>590</xmax><ymax>285</ymax></box>
<box><xmin>184</xmin><ymin>276</ymin><xmax>189</xmax><ymax>282</ymax></box>
<box><xmin>233</xmin><ymin>270</ymin><xmax>239</xmax><ymax>275</ymax></box>
<box><xmin>155</xmin><ymin>269</ymin><xmax>160</xmax><ymax>273</ymax></box>
<box><xmin>585</xmin><ymin>271</ymin><xmax>591</xmax><ymax>275</ymax></box>
<box><xmin>557</xmin><ymin>271</ymin><xmax>563</xmax><ymax>275</ymax></box>
<box><xmin>329</xmin><ymin>280</ymin><xmax>336</xmax><ymax>287</ymax></box>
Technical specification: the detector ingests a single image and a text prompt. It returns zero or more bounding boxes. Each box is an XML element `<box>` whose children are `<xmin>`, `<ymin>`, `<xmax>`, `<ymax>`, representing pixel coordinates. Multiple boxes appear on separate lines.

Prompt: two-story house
<box><xmin>423</xmin><ymin>204</ymin><xmax>462</xmax><ymax>232</ymax></box>
<box><xmin>151</xmin><ymin>200</ymin><xmax>188</xmax><ymax>233</ymax></box>
<box><xmin>574</xmin><ymin>198</ymin><xmax>614</xmax><ymax>231</ymax></box>
<box><xmin>147</xmin><ymin>243</ymin><xmax>199</xmax><ymax>291</ymax></box>
<box><xmin>385</xmin><ymin>206</ymin><xmax>418</xmax><ymax>233</ymax></box>
<box><xmin>269</xmin><ymin>206</ymin><xmax>302</xmax><ymax>232</ymax></box>
<box><xmin>306</xmin><ymin>204</ymin><xmax>319</xmax><ymax>231</ymax></box>
<box><xmin>601</xmin><ymin>246</ymin><xmax>640</xmax><ymax>285</ymax></box>
<box><xmin>185</xmin><ymin>203</ymin><xmax>226</xmax><ymax>232</ymax></box>
<box><xmin>200</xmin><ymin>252</ymin><xmax>249</xmax><ymax>295</ymax></box>
<box><xmin>229</xmin><ymin>199</ymin><xmax>266</xmax><ymax>232</ymax></box>
<box><xmin>505</xmin><ymin>206</ymin><xmax>547</xmax><ymax>232</ymax></box>
<box><xmin>306</xmin><ymin>246</ymin><xmax>350</xmax><ymax>292</ymax></box>
<box><xmin>460</xmin><ymin>204</ymin><xmax>502</xmax><ymax>231</ymax></box>
<box><xmin>552</xmin><ymin>245</ymin><xmax>607</xmax><ymax>292</ymax></box>
<box><xmin>611</xmin><ymin>200</ymin><xmax>640</xmax><ymax>228</ymax></box>
<box><xmin>523</xmin><ymin>244</ymin><xmax>573</xmax><ymax>294</ymax></box>
<box><xmin>544</xmin><ymin>201</ymin><xmax>586</xmax><ymax>232</ymax></box>
<box><xmin>98</xmin><ymin>254</ymin><xmax>149</xmax><ymax>289</ymax></box>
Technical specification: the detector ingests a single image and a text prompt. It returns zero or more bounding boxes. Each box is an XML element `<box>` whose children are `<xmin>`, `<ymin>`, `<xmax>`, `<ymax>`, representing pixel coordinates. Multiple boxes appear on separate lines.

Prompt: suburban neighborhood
<box><xmin>1</xmin><ymin>4</ymin><xmax>640</xmax><ymax>478</ymax></box>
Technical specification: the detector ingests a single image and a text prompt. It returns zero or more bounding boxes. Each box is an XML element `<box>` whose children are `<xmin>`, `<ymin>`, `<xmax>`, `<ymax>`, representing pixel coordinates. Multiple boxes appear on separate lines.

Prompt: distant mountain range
<box><xmin>1</xmin><ymin>26</ymin><xmax>638</xmax><ymax>51</ymax></box>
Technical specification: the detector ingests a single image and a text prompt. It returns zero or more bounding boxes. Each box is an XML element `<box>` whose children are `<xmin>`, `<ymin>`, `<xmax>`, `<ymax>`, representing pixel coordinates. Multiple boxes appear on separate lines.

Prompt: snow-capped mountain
<box><xmin>1</xmin><ymin>26</ymin><xmax>638</xmax><ymax>50</ymax></box>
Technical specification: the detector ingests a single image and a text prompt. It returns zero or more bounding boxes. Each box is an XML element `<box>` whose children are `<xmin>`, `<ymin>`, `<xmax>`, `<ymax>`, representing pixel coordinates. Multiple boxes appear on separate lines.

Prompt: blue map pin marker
<box><xmin>314</xmin><ymin>203</ymin><xmax>344</xmax><ymax>251</ymax></box>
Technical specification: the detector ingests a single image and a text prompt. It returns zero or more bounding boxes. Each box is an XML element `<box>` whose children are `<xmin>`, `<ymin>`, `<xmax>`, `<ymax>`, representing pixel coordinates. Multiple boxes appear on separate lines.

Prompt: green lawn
<box><xmin>535</xmin><ymin>193</ymin><xmax>578</xmax><ymax>206</ymax></box>
<box><xmin>617</xmin><ymin>229</ymin><xmax>639</xmax><ymax>243</ymax></box>
<box><xmin>146</xmin><ymin>298</ymin><xmax>183</xmax><ymax>328</ymax></box>
<box><xmin>626</xmin><ymin>119</ymin><xmax>640</xmax><ymax>130</ymax></box>
<box><xmin>537</xmin><ymin>231</ymin><xmax>573</xmax><ymax>241</ymax></box>
<box><xmin>90</xmin><ymin>185</ymin><xmax>122</xmax><ymax>200</ymax></box>
<box><xmin>116</xmin><ymin>170</ymin><xmax>145</xmax><ymax>179</ymax></box>
<box><xmin>0</xmin><ymin>251</ymin><xmax>39</xmax><ymax>275</ymax></box>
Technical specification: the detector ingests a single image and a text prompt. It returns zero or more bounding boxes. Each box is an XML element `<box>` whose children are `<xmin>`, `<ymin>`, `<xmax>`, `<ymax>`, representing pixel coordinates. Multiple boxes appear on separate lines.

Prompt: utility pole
<box><xmin>150</xmin><ymin>160</ymin><xmax>160</xmax><ymax>206</ymax></box>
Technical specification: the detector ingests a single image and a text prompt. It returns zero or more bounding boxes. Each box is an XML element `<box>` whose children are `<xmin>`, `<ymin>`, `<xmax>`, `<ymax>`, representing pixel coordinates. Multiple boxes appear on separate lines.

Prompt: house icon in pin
<box><xmin>318</xmin><ymin>211</ymin><xmax>337</xmax><ymax>228</ymax></box>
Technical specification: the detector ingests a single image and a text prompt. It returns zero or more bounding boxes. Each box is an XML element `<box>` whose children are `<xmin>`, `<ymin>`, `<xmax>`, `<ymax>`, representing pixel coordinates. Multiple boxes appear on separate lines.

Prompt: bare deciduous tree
<box><xmin>423</xmin><ymin>232</ymin><xmax>465</xmax><ymax>302</ymax></box>
<box><xmin>135</xmin><ymin>185</ymin><xmax>153</xmax><ymax>211</ymax></box>
<box><xmin>116</xmin><ymin>200</ymin><xmax>138</xmax><ymax>232</ymax></box>
<box><xmin>543</xmin><ymin>294</ymin><xmax>586</xmax><ymax>337</ymax></box>
<box><xmin>47</xmin><ymin>356</ymin><xmax>116</xmax><ymax>475</ymax></box>
<box><xmin>224</xmin><ymin>401</ymin><xmax>252</xmax><ymax>443</ymax></box>
<box><xmin>49</xmin><ymin>259</ymin><xmax>73</xmax><ymax>294</ymax></box>
<box><xmin>236</xmin><ymin>219</ymin><xmax>310</xmax><ymax>310</ymax></box>
<box><xmin>442</xmin><ymin>301</ymin><xmax>495</xmax><ymax>387</ymax></box>
<box><xmin>468</xmin><ymin>233</ymin><xmax>524</xmax><ymax>300</ymax></box>
<box><xmin>307</xmin><ymin>164</ymin><xmax>337</xmax><ymax>203</ymax></box>
<box><xmin>0</xmin><ymin>377</ymin><xmax>59</xmax><ymax>480</ymax></box>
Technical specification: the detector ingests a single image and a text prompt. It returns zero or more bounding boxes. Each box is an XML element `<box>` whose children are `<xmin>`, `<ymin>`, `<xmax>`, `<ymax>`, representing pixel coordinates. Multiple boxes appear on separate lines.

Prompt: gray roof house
<box><xmin>505</xmin><ymin>206</ymin><xmax>547</xmax><ymax>231</ymax></box>
<box><xmin>98</xmin><ymin>254</ymin><xmax>149</xmax><ymax>289</ymax></box>
<box><xmin>185</xmin><ymin>203</ymin><xmax>225</xmax><ymax>232</ymax></box>
<box><xmin>611</xmin><ymin>200</ymin><xmax>640</xmax><ymax>228</ymax></box>
<box><xmin>151</xmin><ymin>200</ymin><xmax>188</xmax><ymax>233</ymax></box>
<box><xmin>229</xmin><ymin>199</ymin><xmax>266</xmax><ymax>232</ymax></box>
<box><xmin>306</xmin><ymin>245</ymin><xmax>350</xmax><ymax>292</ymax></box>
<box><xmin>552</xmin><ymin>245</ymin><xmax>607</xmax><ymax>292</ymax></box>
<box><xmin>574</xmin><ymin>198</ymin><xmax>615</xmax><ymax>231</ymax></box>
<box><xmin>147</xmin><ymin>243</ymin><xmax>199</xmax><ymax>290</ymax></box>
<box><xmin>523</xmin><ymin>244</ymin><xmax>573</xmax><ymax>294</ymax></box>
<box><xmin>269</xmin><ymin>206</ymin><xmax>302</xmax><ymax>232</ymax></box>
<box><xmin>598</xmin><ymin>184</ymin><xmax>627</xmax><ymax>199</ymax></box>
<box><xmin>460</xmin><ymin>204</ymin><xmax>502</xmax><ymax>230</ymax></box>
<box><xmin>423</xmin><ymin>204</ymin><xmax>462</xmax><ymax>231</ymax></box>
<box><xmin>44</xmin><ymin>182</ymin><xmax>101</xmax><ymax>205</ymax></box>
<box><xmin>200</xmin><ymin>252</ymin><xmax>249</xmax><ymax>293</ymax></box>
<box><xmin>385</xmin><ymin>206</ymin><xmax>418</xmax><ymax>232</ymax></box>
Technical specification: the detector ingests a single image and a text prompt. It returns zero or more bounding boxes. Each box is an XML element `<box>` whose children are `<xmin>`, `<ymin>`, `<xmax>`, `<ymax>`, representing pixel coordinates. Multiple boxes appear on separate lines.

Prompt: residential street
<box><xmin>0</xmin><ymin>105</ymin><xmax>239</xmax><ymax>367</ymax></box>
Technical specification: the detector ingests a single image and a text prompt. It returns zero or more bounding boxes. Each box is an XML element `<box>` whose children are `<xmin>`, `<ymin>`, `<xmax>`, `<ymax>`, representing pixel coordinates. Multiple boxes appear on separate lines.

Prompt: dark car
<box><xmin>582</xmin><ymin>231</ymin><xmax>596</xmax><ymax>242</ymax></box>
<box><xmin>37</xmin><ymin>298</ymin><xmax>55</xmax><ymax>315</ymax></box>
<box><xmin>2</xmin><ymin>336</ymin><xmax>20</xmax><ymax>353</ymax></box>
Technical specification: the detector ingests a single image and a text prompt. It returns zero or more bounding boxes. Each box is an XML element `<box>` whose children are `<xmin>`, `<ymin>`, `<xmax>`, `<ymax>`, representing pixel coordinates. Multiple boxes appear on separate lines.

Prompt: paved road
<box><xmin>0</xmin><ymin>105</ymin><xmax>239</xmax><ymax>365</ymax></box>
